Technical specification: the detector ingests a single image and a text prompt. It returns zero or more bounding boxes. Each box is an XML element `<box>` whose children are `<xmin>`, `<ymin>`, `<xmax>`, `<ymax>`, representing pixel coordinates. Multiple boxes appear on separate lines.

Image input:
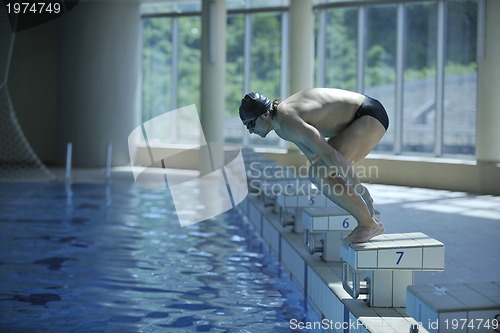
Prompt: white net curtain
<box><xmin>0</xmin><ymin>6</ymin><xmax>55</xmax><ymax>181</ymax></box>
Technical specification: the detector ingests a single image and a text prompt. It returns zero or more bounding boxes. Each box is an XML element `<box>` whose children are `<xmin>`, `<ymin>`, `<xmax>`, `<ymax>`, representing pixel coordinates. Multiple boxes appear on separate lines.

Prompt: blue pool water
<box><xmin>0</xmin><ymin>180</ymin><xmax>319</xmax><ymax>332</ymax></box>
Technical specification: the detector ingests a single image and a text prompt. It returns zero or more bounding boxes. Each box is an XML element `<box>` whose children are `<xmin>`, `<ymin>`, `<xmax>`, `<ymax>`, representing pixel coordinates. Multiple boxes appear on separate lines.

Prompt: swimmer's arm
<box><xmin>308</xmin><ymin>136</ymin><xmax>357</xmax><ymax>183</ymax></box>
<box><xmin>290</xmin><ymin>118</ymin><xmax>373</xmax><ymax>204</ymax></box>
<box><xmin>289</xmin><ymin>124</ymin><xmax>375</xmax><ymax>215</ymax></box>
<box><xmin>286</xmin><ymin>119</ymin><xmax>375</xmax><ymax>214</ymax></box>
<box><xmin>293</xmin><ymin>142</ymin><xmax>317</xmax><ymax>162</ymax></box>
<box><xmin>286</xmin><ymin>118</ymin><xmax>359</xmax><ymax>184</ymax></box>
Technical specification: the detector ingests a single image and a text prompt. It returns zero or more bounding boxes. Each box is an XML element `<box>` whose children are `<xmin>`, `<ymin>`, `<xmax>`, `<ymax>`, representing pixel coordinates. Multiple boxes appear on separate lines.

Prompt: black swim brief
<box><xmin>353</xmin><ymin>96</ymin><xmax>389</xmax><ymax>130</ymax></box>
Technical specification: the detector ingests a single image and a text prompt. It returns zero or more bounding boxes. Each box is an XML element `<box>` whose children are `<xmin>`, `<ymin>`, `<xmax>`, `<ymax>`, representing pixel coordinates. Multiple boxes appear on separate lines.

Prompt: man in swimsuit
<box><xmin>239</xmin><ymin>88</ymin><xmax>389</xmax><ymax>244</ymax></box>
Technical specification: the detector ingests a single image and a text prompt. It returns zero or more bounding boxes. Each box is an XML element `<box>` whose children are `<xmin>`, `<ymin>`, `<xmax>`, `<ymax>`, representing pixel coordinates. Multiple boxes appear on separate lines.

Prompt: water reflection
<box><xmin>0</xmin><ymin>180</ymin><xmax>317</xmax><ymax>332</ymax></box>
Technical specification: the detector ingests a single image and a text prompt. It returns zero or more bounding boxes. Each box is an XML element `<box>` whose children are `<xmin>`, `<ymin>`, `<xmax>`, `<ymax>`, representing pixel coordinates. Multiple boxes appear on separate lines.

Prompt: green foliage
<box><xmin>142</xmin><ymin>18</ymin><xmax>173</xmax><ymax>120</ymax></box>
<box><xmin>226</xmin><ymin>15</ymin><xmax>245</xmax><ymax>116</ymax></box>
<box><xmin>321</xmin><ymin>7</ymin><xmax>358</xmax><ymax>90</ymax></box>
<box><xmin>142</xmin><ymin>1</ymin><xmax>478</xmax><ymax>121</ymax></box>
<box><xmin>405</xmin><ymin>62</ymin><xmax>477</xmax><ymax>81</ymax></box>
<box><xmin>177</xmin><ymin>17</ymin><xmax>201</xmax><ymax>109</ymax></box>
<box><xmin>226</xmin><ymin>13</ymin><xmax>282</xmax><ymax>117</ymax></box>
<box><xmin>250</xmin><ymin>13</ymin><xmax>281</xmax><ymax>97</ymax></box>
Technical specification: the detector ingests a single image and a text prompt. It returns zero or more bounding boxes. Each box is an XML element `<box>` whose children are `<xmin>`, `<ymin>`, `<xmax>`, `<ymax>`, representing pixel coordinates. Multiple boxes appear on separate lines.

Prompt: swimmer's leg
<box><xmin>323</xmin><ymin>116</ymin><xmax>387</xmax><ymax>243</ymax></box>
<box><xmin>308</xmin><ymin>160</ymin><xmax>383</xmax><ymax>244</ymax></box>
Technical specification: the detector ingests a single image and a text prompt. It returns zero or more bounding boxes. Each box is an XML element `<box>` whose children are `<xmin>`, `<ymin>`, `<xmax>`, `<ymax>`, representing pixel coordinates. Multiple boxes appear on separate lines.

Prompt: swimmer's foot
<box><xmin>343</xmin><ymin>220</ymin><xmax>384</xmax><ymax>244</ymax></box>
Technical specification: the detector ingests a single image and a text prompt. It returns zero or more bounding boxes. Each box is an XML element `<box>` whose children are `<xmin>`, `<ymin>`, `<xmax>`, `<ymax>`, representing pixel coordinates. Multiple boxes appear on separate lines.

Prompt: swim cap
<box><xmin>239</xmin><ymin>92</ymin><xmax>272</xmax><ymax>123</ymax></box>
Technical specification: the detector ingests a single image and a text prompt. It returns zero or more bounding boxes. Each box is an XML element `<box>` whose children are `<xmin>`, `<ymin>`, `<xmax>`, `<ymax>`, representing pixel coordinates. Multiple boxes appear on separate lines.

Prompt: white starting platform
<box><xmin>258</xmin><ymin>176</ymin><xmax>310</xmax><ymax>207</ymax></box>
<box><xmin>275</xmin><ymin>186</ymin><xmax>341</xmax><ymax>231</ymax></box>
<box><xmin>406</xmin><ymin>282</ymin><xmax>500</xmax><ymax>333</ymax></box>
<box><xmin>302</xmin><ymin>206</ymin><xmax>382</xmax><ymax>261</ymax></box>
<box><xmin>302</xmin><ymin>206</ymin><xmax>358</xmax><ymax>261</ymax></box>
<box><xmin>340</xmin><ymin>233</ymin><xmax>445</xmax><ymax>308</ymax></box>
<box><xmin>240</xmin><ymin>194</ymin><xmax>448</xmax><ymax>333</ymax></box>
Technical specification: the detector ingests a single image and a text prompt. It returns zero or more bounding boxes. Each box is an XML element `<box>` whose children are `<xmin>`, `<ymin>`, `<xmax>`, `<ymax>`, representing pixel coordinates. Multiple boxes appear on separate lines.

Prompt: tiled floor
<box><xmin>365</xmin><ymin>184</ymin><xmax>500</xmax><ymax>285</ymax></box>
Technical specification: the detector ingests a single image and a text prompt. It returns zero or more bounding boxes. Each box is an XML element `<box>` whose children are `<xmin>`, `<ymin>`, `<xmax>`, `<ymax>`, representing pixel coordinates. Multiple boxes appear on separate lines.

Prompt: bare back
<box><xmin>277</xmin><ymin>88</ymin><xmax>365</xmax><ymax>138</ymax></box>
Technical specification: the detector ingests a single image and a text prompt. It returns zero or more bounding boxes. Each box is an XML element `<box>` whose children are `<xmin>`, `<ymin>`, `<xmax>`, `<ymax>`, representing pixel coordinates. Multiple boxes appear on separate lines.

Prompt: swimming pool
<box><xmin>0</xmin><ymin>179</ymin><xmax>319</xmax><ymax>332</ymax></box>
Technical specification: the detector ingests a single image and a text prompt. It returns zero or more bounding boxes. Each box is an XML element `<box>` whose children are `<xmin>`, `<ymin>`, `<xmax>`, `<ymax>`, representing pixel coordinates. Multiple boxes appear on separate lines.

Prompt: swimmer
<box><xmin>239</xmin><ymin>88</ymin><xmax>388</xmax><ymax>244</ymax></box>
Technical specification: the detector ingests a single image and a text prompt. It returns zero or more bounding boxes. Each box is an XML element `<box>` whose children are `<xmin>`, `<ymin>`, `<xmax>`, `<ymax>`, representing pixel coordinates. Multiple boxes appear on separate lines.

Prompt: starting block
<box><xmin>275</xmin><ymin>184</ymin><xmax>321</xmax><ymax>232</ymax></box>
<box><xmin>407</xmin><ymin>282</ymin><xmax>500</xmax><ymax>333</ymax></box>
<box><xmin>275</xmin><ymin>186</ymin><xmax>343</xmax><ymax>232</ymax></box>
<box><xmin>258</xmin><ymin>176</ymin><xmax>310</xmax><ymax>208</ymax></box>
<box><xmin>302</xmin><ymin>207</ymin><xmax>380</xmax><ymax>261</ymax></box>
<box><xmin>340</xmin><ymin>232</ymin><xmax>445</xmax><ymax>307</ymax></box>
<box><xmin>302</xmin><ymin>206</ymin><xmax>354</xmax><ymax>261</ymax></box>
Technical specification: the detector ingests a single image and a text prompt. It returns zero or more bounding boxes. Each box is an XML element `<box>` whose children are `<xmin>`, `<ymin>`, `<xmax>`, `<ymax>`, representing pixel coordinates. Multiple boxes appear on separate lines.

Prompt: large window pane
<box><xmin>443</xmin><ymin>0</ymin><xmax>477</xmax><ymax>156</ymax></box>
<box><xmin>225</xmin><ymin>14</ymin><xmax>245</xmax><ymax>144</ymax></box>
<box><xmin>177</xmin><ymin>16</ymin><xmax>202</xmax><ymax>144</ymax></box>
<box><xmin>323</xmin><ymin>7</ymin><xmax>358</xmax><ymax>90</ymax></box>
<box><xmin>364</xmin><ymin>5</ymin><xmax>397</xmax><ymax>153</ymax></box>
<box><xmin>141</xmin><ymin>15</ymin><xmax>201</xmax><ymax>145</ymax></box>
<box><xmin>142</xmin><ymin>18</ymin><xmax>174</xmax><ymax>144</ymax></box>
<box><xmin>248</xmin><ymin>12</ymin><xmax>283</xmax><ymax>147</ymax></box>
<box><xmin>226</xmin><ymin>14</ymin><xmax>245</xmax><ymax>117</ymax></box>
<box><xmin>224</xmin><ymin>11</ymin><xmax>284</xmax><ymax>147</ymax></box>
<box><xmin>178</xmin><ymin>16</ymin><xmax>201</xmax><ymax>108</ymax></box>
<box><xmin>142</xmin><ymin>18</ymin><xmax>173</xmax><ymax>121</ymax></box>
<box><xmin>141</xmin><ymin>1</ymin><xmax>479</xmax><ymax>156</ymax></box>
<box><xmin>250</xmin><ymin>13</ymin><xmax>282</xmax><ymax>100</ymax></box>
<box><xmin>403</xmin><ymin>2</ymin><xmax>437</xmax><ymax>154</ymax></box>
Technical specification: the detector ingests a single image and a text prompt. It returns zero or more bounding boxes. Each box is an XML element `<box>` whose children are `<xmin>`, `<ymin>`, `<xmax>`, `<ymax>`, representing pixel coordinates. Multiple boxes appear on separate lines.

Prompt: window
<box><xmin>365</xmin><ymin>5</ymin><xmax>397</xmax><ymax>153</ymax></box>
<box><xmin>141</xmin><ymin>1</ymin><xmax>288</xmax><ymax>147</ymax></box>
<box><xmin>140</xmin><ymin>0</ymin><xmax>479</xmax><ymax>157</ymax></box>
<box><xmin>225</xmin><ymin>13</ymin><xmax>245</xmax><ymax>144</ymax></box>
<box><xmin>226</xmin><ymin>6</ymin><xmax>288</xmax><ymax>147</ymax></box>
<box><xmin>142</xmin><ymin>17</ymin><xmax>173</xmax><ymax>124</ymax></box>
<box><xmin>141</xmin><ymin>2</ymin><xmax>201</xmax><ymax>146</ymax></box>
<box><xmin>314</xmin><ymin>0</ymin><xmax>479</xmax><ymax>157</ymax></box>
<box><xmin>315</xmin><ymin>7</ymin><xmax>358</xmax><ymax>90</ymax></box>
<box><xmin>443</xmin><ymin>0</ymin><xmax>478</xmax><ymax>155</ymax></box>
<box><xmin>402</xmin><ymin>2</ymin><xmax>438</xmax><ymax>154</ymax></box>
